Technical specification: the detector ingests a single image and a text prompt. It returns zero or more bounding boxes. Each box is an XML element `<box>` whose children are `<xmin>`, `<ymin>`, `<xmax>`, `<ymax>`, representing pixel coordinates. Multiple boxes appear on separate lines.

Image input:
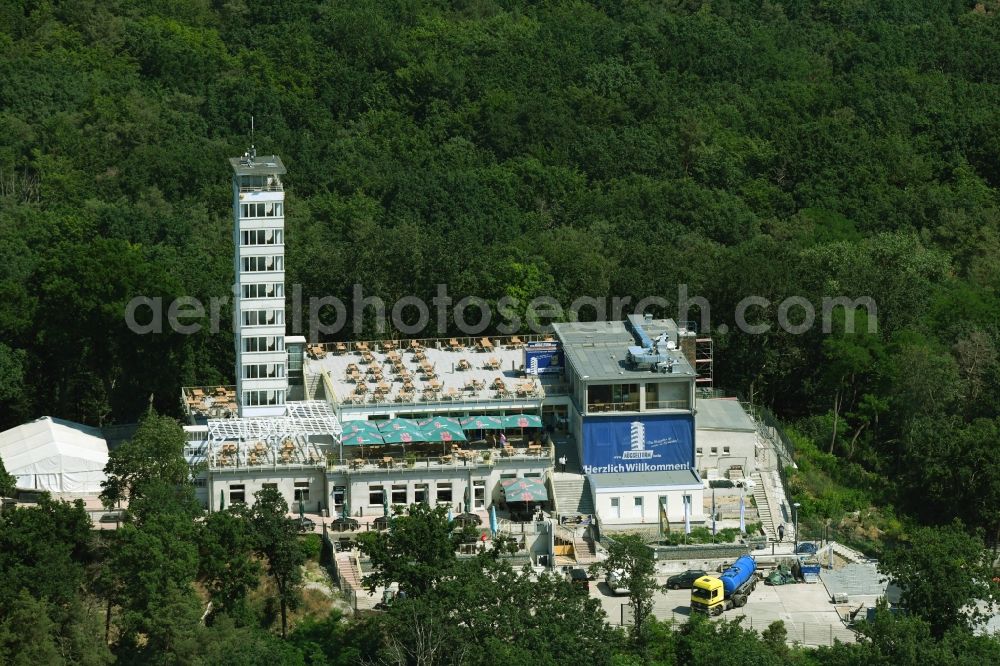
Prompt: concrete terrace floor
<box><xmin>592</xmin><ymin>575</ymin><xmax>857</xmax><ymax>645</ymax></box>
<box><xmin>307</xmin><ymin>341</ymin><xmax>544</xmax><ymax>407</ymax></box>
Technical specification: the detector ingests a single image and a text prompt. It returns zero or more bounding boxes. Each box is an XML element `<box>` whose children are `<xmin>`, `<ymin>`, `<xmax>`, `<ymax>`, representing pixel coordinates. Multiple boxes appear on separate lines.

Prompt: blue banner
<box><xmin>524</xmin><ymin>341</ymin><xmax>564</xmax><ymax>375</ymax></box>
<box><xmin>581</xmin><ymin>414</ymin><xmax>694</xmax><ymax>474</ymax></box>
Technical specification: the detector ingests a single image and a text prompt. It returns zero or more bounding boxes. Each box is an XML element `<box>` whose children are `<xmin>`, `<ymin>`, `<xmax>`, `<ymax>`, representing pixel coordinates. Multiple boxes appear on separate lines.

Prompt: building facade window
<box><xmin>240</xmin><ymin>229</ymin><xmax>284</xmax><ymax>246</ymax></box>
<box><xmin>369</xmin><ymin>485</ymin><xmax>384</xmax><ymax>506</ymax></box>
<box><xmin>242</xmin><ymin>309</ymin><xmax>284</xmax><ymax>326</ymax></box>
<box><xmin>242</xmin><ymin>363</ymin><xmax>285</xmax><ymax>379</ymax></box>
<box><xmin>473</xmin><ymin>480</ymin><xmax>486</xmax><ymax>509</ymax></box>
<box><xmin>633</xmin><ymin>496</ymin><xmax>644</xmax><ymax>518</ymax></box>
<box><xmin>262</xmin><ymin>483</ymin><xmax>278</xmax><ymax>491</ymax></box>
<box><xmin>332</xmin><ymin>486</ymin><xmax>345</xmax><ymax>510</ymax></box>
<box><xmin>240</xmin><ymin>202</ymin><xmax>284</xmax><ymax>218</ymax></box>
<box><xmin>610</xmin><ymin>496</ymin><xmax>620</xmax><ymax>519</ymax></box>
<box><xmin>229</xmin><ymin>484</ymin><xmax>246</xmax><ymax>504</ymax></box>
<box><xmin>293</xmin><ymin>482</ymin><xmax>310</xmax><ymax>502</ymax></box>
<box><xmin>242</xmin><ymin>389</ymin><xmax>285</xmax><ymax>406</ymax></box>
<box><xmin>710</xmin><ymin>447</ymin><xmax>718</xmax><ymax>455</ymax></box>
<box><xmin>723</xmin><ymin>446</ymin><xmax>730</xmax><ymax>455</ymax></box>
<box><xmin>436</xmin><ymin>482</ymin><xmax>452</xmax><ymax>504</ymax></box>
<box><xmin>241</xmin><ymin>283</ymin><xmax>284</xmax><ymax>299</ymax></box>
<box><xmin>241</xmin><ymin>255</ymin><xmax>284</xmax><ymax>273</ymax></box>
<box><xmin>414</xmin><ymin>483</ymin><xmax>427</xmax><ymax>504</ymax></box>
<box><xmin>646</xmin><ymin>382</ymin><xmax>659</xmax><ymax>407</ymax></box>
<box><xmin>391</xmin><ymin>484</ymin><xmax>407</xmax><ymax>505</ymax></box>
<box><xmin>243</xmin><ymin>336</ymin><xmax>284</xmax><ymax>353</ymax></box>
<box><xmin>588</xmin><ymin>383</ymin><xmax>639</xmax><ymax>412</ymax></box>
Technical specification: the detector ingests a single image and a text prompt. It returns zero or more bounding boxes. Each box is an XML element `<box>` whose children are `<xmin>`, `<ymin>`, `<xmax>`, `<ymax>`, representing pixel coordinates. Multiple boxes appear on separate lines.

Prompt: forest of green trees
<box><xmin>0</xmin><ymin>0</ymin><xmax>998</xmax><ymax>661</ymax></box>
<box><xmin>1</xmin><ymin>414</ymin><xmax>998</xmax><ymax>664</ymax></box>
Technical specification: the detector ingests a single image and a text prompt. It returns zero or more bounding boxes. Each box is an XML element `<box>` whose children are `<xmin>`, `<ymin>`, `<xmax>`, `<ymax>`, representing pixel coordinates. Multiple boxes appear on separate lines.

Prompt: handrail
<box><xmin>587</xmin><ymin>401</ymin><xmax>640</xmax><ymax>413</ymax></box>
<box><xmin>329</xmin><ymin>447</ymin><xmax>553</xmax><ymax>474</ymax></box>
<box><xmin>239</xmin><ymin>183</ymin><xmax>283</xmax><ymax>193</ymax></box>
<box><xmin>315</xmin><ymin>333</ymin><xmax>558</xmax><ymax>355</ymax></box>
<box><xmin>645</xmin><ymin>399</ymin><xmax>690</xmax><ymax>410</ymax></box>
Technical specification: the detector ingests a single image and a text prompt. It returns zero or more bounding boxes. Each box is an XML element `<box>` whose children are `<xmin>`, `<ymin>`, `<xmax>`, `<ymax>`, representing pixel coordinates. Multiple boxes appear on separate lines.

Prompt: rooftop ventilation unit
<box><xmin>625</xmin><ymin>314</ymin><xmax>677</xmax><ymax>373</ymax></box>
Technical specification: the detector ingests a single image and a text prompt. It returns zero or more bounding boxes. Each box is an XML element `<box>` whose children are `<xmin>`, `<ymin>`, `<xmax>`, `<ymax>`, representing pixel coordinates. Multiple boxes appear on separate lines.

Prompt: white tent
<box><xmin>0</xmin><ymin>416</ymin><xmax>109</xmax><ymax>494</ymax></box>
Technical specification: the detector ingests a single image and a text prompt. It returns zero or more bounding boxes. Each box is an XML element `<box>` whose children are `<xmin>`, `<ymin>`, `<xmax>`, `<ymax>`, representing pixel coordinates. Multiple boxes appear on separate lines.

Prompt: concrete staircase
<box><xmin>334</xmin><ymin>552</ymin><xmax>378</xmax><ymax>611</ymax></box>
<box><xmin>751</xmin><ymin>472</ymin><xmax>777</xmax><ymax>539</ymax></box>
<box><xmin>335</xmin><ymin>552</ymin><xmax>362</xmax><ymax>589</ymax></box>
<box><xmin>304</xmin><ymin>367</ymin><xmax>322</xmax><ymax>401</ymax></box>
<box><xmin>751</xmin><ymin>470</ymin><xmax>797</xmax><ymax>544</ymax></box>
<box><xmin>553</xmin><ymin>523</ymin><xmax>600</xmax><ymax>566</ymax></box>
<box><xmin>574</xmin><ymin>533</ymin><xmax>599</xmax><ymax>565</ymax></box>
<box><xmin>553</xmin><ymin>475</ymin><xmax>594</xmax><ymax>515</ymax></box>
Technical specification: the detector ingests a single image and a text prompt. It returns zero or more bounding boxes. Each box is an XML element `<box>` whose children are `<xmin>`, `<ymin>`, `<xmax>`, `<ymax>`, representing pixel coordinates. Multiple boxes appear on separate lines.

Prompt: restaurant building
<box><xmin>180</xmin><ymin>153</ymin><xmax>757</xmax><ymax>534</ymax></box>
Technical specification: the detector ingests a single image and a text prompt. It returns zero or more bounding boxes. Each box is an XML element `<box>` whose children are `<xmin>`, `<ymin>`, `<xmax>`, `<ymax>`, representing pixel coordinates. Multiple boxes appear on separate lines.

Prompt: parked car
<box><xmin>99</xmin><ymin>513</ymin><xmax>122</xmax><ymax>524</ymax></box>
<box><xmin>795</xmin><ymin>542</ymin><xmax>819</xmax><ymax>556</ymax></box>
<box><xmin>663</xmin><ymin>569</ymin><xmax>707</xmax><ymax>590</ymax></box>
<box><xmin>297</xmin><ymin>516</ymin><xmax>317</xmax><ymax>532</ymax></box>
<box><xmin>568</xmin><ymin>568</ymin><xmax>590</xmax><ymax>592</ymax></box>
<box><xmin>606</xmin><ymin>569</ymin><xmax>630</xmax><ymax>595</ymax></box>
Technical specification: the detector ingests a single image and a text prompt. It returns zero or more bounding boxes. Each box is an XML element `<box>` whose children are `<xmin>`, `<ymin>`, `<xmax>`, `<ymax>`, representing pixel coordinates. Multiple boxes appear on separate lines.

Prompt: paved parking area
<box><xmin>591</xmin><ymin>575</ymin><xmax>856</xmax><ymax>645</ymax></box>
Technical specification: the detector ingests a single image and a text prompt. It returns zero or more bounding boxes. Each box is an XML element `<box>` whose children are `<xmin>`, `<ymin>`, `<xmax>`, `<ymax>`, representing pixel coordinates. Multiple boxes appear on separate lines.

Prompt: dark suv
<box><xmin>664</xmin><ymin>569</ymin><xmax>707</xmax><ymax>590</ymax></box>
<box><xmin>568</xmin><ymin>568</ymin><xmax>590</xmax><ymax>592</ymax></box>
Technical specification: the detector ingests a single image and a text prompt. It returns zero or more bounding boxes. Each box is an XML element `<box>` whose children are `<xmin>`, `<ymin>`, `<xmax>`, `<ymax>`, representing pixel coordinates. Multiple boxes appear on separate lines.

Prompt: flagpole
<box><xmin>739</xmin><ymin>487</ymin><xmax>746</xmax><ymax>535</ymax></box>
<box><xmin>711</xmin><ymin>487</ymin><xmax>717</xmax><ymax>539</ymax></box>
<box><xmin>684</xmin><ymin>495</ymin><xmax>690</xmax><ymax>544</ymax></box>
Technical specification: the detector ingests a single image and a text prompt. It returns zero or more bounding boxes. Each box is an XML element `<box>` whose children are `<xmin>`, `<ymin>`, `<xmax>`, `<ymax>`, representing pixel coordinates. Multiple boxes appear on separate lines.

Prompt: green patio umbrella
<box><xmin>341</xmin><ymin>420</ymin><xmax>380</xmax><ymax>437</ymax></box>
<box><xmin>383</xmin><ymin>494</ymin><xmax>390</xmax><ymax>518</ymax></box>
<box><xmin>500</xmin><ymin>477</ymin><xmax>549</xmax><ymax>502</ymax></box>
<box><xmin>421</xmin><ymin>418</ymin><xmax>467</xmax><ymax>443</ymax></box>
<box><xmin>341</xmin><ymin>500</ymin><xmax>350</xmax><ymax>521</ymax></box>
<box><xmin>418</xmin><ymin>416</ymin><xmax>462</xmax><ymax>430</ymax></box>
<box><xmin>219</xmin><ymin>489</ymin><xmax>225</xmax><ymax>511</ymax></box>
<box><xmin>380</xmin><ymin>428</ymin><xmax>426</xmax><ymax>444</ymax></box>
<box><xmin>341</xmin><ymin>431</ymin><xmax>384</xmax><ymax>446</ymax></box>
<box><xmin>501</xmin><ymin>413</ymin><xmax>543</xmax><ymax>429</ymax></box>
<box><xmin>460</xmin><ymin>415</ymin><xmax>504</xmax><ymax>430</ymax></box>
<box><xmin>299</xmin><ymin>500</ymin><xmax>305</xmax><ymax>520</ymax></box>
<box><xmin>464</xmin><ymin>485</ymin><xmax>471</xmax><ymax>514</ymax></box>
<box><xmin>378</xmin><ymin>417</ymin><xmax>422</xmax><ymax>434</ymax></box>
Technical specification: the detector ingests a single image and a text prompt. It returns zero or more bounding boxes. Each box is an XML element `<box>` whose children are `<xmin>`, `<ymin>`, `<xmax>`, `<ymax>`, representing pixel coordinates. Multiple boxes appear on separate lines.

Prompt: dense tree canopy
<box><xmin>0</xmin><ymin>1</ymin><xmax>998</xmax><ymax>660</ymax></box>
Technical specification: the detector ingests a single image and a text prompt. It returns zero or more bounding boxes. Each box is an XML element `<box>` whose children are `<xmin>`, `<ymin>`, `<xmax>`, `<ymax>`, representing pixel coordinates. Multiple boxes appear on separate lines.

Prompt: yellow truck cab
<box><xmin>690</xmin><ymin>576</ymin><xmax>725</xmax><ymax>615</ymax></box>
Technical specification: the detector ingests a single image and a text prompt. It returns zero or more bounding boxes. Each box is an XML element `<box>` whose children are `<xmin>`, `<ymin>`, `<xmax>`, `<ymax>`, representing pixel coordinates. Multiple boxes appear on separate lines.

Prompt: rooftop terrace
<box><xmin>182</xmin><ymin>385</ymin><xmax>237</xmax><ymax>420</ymax></box>
<box><xmin>306</xmin><ymin>335</ymin><xmax>565</xmax><ymax>411</ymax></box>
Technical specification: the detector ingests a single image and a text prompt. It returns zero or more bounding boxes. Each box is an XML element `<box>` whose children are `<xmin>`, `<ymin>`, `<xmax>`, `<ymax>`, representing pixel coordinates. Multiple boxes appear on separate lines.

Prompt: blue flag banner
<box><xmin>581</xmin><ymin>413</ymin><xmax>694</xmax><ymax>474</ymax></box>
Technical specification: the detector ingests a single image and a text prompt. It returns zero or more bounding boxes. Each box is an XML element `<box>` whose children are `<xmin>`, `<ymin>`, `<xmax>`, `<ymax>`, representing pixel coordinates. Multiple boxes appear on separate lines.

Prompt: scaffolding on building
<box><xmin>695</xmin><ymin>338</ymin><xmax>714</xmax><ymax>388</ymax></box>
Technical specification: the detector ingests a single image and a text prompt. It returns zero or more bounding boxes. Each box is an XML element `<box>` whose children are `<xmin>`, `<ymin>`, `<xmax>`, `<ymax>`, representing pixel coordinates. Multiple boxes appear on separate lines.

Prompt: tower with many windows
<box><xmin>229</xmin><ymin>150</ymin><xmax>287</xmax><ymax>416</ymax></box>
